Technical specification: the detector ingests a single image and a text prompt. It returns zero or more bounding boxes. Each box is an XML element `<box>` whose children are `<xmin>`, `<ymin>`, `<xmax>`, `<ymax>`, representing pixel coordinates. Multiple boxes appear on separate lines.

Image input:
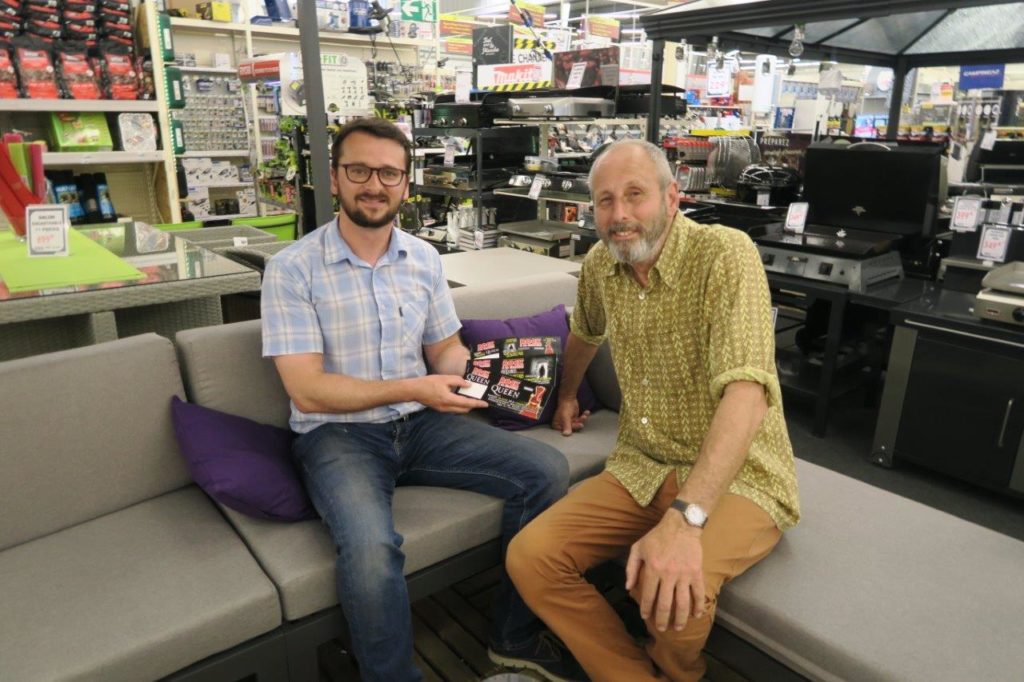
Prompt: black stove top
<box><xmin>753</xmin><ymin>223</ymin><xmax>899</xmax><ymax>259</ymax></box>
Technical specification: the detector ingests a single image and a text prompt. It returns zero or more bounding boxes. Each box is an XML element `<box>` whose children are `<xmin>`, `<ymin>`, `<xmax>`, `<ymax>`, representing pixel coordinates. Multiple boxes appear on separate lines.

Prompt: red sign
<box><xmin>439</xmin><ymin>15</ymin><xmax>475</xmax><ymax>37</ymax></box>
<box><xmin>444</xmin><ymin>38</ymin><xmax>473</xmax><ymax>56</ymax></box>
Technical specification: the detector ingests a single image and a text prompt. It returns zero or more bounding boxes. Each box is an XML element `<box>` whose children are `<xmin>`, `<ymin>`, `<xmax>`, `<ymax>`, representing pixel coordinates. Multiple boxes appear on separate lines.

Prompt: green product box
<box><xmin>49</xmin><ymin>112</ymin><xmax>114</xmax><ymax>152</ymax></box>
<box><xmin>165</xmin><ymin>66</ymin><xmax>186</xmax><ymax>109</ymax></box>
<box><xmin>171</xmin><ymin>119</ymin><xmax>186</xmax><ymax>154</ymax></box>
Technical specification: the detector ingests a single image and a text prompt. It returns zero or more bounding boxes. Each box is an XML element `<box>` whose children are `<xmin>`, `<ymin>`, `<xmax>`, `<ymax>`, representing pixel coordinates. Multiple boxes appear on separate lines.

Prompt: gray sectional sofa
<box><xmin>2</xmin><ymin>270</ymin><xmax>1022</xmax><ymax>682</ymax></box>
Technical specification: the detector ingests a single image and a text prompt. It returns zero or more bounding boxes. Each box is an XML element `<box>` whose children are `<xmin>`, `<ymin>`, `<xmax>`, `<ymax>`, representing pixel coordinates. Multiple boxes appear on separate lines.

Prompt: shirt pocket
<box><xmin>400</xmin><ymin>298</ymin><xmax>429</xmax><ymax>346</ymax></box>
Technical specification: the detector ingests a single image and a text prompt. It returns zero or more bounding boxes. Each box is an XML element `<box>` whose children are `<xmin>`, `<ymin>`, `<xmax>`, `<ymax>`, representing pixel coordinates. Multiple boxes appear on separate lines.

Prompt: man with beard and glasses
<box><xmin>261</xmin><ymin>118</ymin><xmax>584</xmax><ymax>682</ymax></box>
<box><xmin>506</xmin><ymin>140</ymin><xmax>800</xmax><ymax>682</ymax></box>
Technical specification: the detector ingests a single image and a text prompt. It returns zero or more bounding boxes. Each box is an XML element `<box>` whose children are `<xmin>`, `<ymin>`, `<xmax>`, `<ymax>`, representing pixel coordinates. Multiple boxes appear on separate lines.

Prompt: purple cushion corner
<box><xmin>459</xmin><ymin>304</ymin><xmax>599</xmax><ymax>430</ymax></box>
<box><xmin>169</xmin><ymin>396</ymin><xmax>317</xmax><ymax>522</ymax></box>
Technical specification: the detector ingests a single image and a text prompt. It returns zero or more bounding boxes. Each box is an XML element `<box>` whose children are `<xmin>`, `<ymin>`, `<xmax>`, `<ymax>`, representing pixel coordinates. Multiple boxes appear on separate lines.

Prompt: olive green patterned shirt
<box><xmin>572</xmin><ymin>212</ymin><xmax>800</xmax><ymax>530</ymax></box>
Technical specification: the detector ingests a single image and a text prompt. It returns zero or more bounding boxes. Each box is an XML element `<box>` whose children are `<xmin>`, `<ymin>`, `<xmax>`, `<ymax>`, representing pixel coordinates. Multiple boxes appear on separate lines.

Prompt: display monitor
<box><xmin>803</xmin><ymin>142</ymin><xmax>945</xmax><ymax>237</ymax></box>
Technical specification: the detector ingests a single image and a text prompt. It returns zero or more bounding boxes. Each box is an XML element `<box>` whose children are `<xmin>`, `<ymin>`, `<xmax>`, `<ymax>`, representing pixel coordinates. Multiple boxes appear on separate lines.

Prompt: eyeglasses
<box><xmin>338</xmin><ymin>163</ymin><xmax>407</xmax><ymax>187</ymax></box>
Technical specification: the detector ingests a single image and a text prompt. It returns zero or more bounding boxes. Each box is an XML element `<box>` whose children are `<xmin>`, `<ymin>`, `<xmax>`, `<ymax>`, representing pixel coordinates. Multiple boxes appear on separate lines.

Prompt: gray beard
<box><xmin>603</xmin><ymin>208</ymin><xmax>669</xmax><ymax>265</ymax></box>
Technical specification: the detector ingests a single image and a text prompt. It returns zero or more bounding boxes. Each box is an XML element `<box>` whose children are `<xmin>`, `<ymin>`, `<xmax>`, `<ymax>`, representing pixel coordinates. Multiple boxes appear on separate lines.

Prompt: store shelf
<box><xmin>186</xmin><ymin>181</ymin><xmax>254</xmax><ymax>189</ymax></box>
<box><xmin>169</xmin><ymin>17</ymin><xmax>247</xmax><ymax>34</ymax></box>
<box><xmin>493</xmin><ymin>187</ymin><xmax>591</xmax><ymax>204</ymax></box>
<box><xmin>170</xmin><ymin>16</ymin><xmax>433</xmax><ymax>48</ymax></box>
<box><xmin>177</xmin><ymin>65</ymin><xmax>239</xmax><ymax>74</ymax></box>
<box><xmin>195</xmin><ymin>212</ymin><xmax>259</xmax><ymax>221</ymax></box>
<box><xmin>43</xmin><ymin>151</ymin><xmax>166</xmax><ymax>165</ymax></box>
<box><xmin>177</xmin><ymin>150</ymin><xmax>251</xmax><ymax>158</ymax></box>
<box><xmin>414</xmin><ymin>126</ymin><xmax>540</xmax><ymax>138</ymax></box>
<box><xmin>416</xmin><ymin>185</ymin><xmax>493</xmax><ymax>199</ymax></box>
<box><xmin>0</xmin><ymin>99</ymin><xmax>160</xmax><ymax>113</ymax></box>
<box><xmin>259</xmin><ymin>196</ymin><xmax>296</xmax><ymax>211</ymax></box>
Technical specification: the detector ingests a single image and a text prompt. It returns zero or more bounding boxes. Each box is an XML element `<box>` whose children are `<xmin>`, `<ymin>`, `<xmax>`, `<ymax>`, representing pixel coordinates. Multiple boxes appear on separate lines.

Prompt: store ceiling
<box><xmin>641</xmin><ymin>0</ymin><xmax>1024</xmax><ymax>64</ymax></box>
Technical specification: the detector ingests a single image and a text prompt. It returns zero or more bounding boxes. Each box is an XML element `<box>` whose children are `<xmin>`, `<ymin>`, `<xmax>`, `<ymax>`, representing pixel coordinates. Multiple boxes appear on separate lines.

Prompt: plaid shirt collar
<box><xmin>323</xmin><ymin>216</ymin><xmax>409</xmax><ymax>267</ymax></box>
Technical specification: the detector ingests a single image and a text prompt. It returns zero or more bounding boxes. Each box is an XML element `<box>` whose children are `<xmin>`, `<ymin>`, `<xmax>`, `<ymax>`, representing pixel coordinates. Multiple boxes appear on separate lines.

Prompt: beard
<box><xmin>339</xmin><ymin>190</ymin><xmax>400</xmax><ymax>229</ymax></box>
<box><xmin>601</xmin><ymin>204</ymin><xmax>670</xmax><ymax>265</ymax></box>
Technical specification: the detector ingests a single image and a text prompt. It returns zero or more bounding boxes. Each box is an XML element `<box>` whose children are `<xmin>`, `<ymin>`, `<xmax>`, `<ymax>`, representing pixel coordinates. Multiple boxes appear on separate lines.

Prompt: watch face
<box><xmin>684</xmin><ymin>504</ymin><xmax>708</xmax><ymax>527</ymax></box>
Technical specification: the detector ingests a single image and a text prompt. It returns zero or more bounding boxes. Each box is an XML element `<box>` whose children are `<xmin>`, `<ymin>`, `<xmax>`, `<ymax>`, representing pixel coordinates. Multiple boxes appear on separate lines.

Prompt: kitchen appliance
<box><xmin>432</xmin><ymin>99</ymin><xmax>507</xmax><ymax>128</ymax></box>
<box><xmin>422</xmin><ymin>165</ymin><xmax>514</xmax><ymax>190</ymax></box>
<box><xmin>498</xmin><ymin>219</ymin><xmax>576</xmax><ymax>258</ymax></box>
<box><xmin>974</xmin><ymin>261</ymin><xmax>1024</xmax><ymax>327</ymax></box>
<box><xmin>507</xmin><ymin>96</ymin><xmax>615</xmax><ymax>119</ymax></box>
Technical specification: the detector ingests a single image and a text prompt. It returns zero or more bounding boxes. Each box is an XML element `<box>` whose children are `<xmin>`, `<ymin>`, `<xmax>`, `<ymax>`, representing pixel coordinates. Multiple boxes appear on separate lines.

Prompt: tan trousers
<box><xmin>507</xmin><ymin>471</ymin><xmax>781</xmax><ymax>682</ymax></box>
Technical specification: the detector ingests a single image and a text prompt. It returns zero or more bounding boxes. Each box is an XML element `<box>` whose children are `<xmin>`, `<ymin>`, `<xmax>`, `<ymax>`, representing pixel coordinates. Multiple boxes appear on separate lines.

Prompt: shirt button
<box><xmin>638</xmin><ymin>292</ymin><xmax>646</xmax><ymax>300</ymax></box>
<box><xmin>640</xmin><ymin>417</ymin><xmax>649</xmax><ymax>425</ymax></box>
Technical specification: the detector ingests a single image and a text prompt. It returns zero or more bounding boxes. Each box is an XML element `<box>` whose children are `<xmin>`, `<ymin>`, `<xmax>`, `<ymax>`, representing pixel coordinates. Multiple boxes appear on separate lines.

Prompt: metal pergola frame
<box><xmin>638</xmin><ymin>0</ymin><xmax>1024</xmax><ymax>142</ymax></box>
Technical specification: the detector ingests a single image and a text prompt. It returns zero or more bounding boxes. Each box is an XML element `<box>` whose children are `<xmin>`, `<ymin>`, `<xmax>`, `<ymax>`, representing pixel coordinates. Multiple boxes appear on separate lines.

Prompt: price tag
<box><xmin>756</xmin><ymin>191</ymin><xmax>770</xmax><ymax>207</ymax></box>
<box><xmin>977</xmin><ymin>225</ymin><xmax>1011</xmax><ymax>263</ymax></box>
<box><xmin>996</xmin><ymin>201</ymin><xmax>1013</xmax><ymax>225</ymax></box>
<box><xmin>455</xmin><ymin>70</ymin><xmax>472</xmax><ymax>104</ymax></box>
<box><xmin>474</xmin><ymin>229</ymin><xmax>484</xmax><ymax>249</ymax></box>
<box><xmin>232</xmin><ymin>236</ymin><xmax>249</xmax><ymax>247</ymax></box>
<box><xmin>784</xmin><ymin>201</ymin><xmax>809</xmax><ymax>234</ymax></box>
<box><xmin>950</xmin><ymin>197</ymin><xmax>982</xmax><ymax>232</ymax></box>
<box><xmin>566</xmin><ymin>62</ymin><xmax>587</xmax><ymax>90</ymax></box>
<box><xmin>26</xmin><ymin>204</ymin><xmax>70</xmax><ymax>257</ymax></box>
<box><xmin>443</xmin><ymin>143</ymin><xmax>456</xmax><ymax>167</ymax></box>
<box><xmin>980</xmin><ymin>130</ymin><xmax>997</xmax><ymax>151</ymax></box>
<box><xmin>529</xmin><ymin>174</ymin><xmax>546</xmax><ymax>200</ymax></box>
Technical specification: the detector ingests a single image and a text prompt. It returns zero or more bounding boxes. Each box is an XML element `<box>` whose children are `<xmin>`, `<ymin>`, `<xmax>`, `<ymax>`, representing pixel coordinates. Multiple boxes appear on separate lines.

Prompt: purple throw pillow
<box><xmin>170</xmin><ymin>396</ymin><xmax>317</xmax><ymax>522</ymax></box>
<box><xmin>460</xmin><ymin>304</ymin><xmax>599</xmax><ymax>430</ymax></box>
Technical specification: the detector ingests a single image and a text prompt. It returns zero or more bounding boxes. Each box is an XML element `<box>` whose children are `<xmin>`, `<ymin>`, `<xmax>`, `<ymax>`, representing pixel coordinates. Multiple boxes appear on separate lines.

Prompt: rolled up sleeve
<box><xmin>569</xmin><ymin>259</ymin><xmax>607</xmax><ymax>347</ymax></box>
<box><xmin>705</xmin><ymin>234</ymin><xmax>782</xmax><ymax>409</ymax></box>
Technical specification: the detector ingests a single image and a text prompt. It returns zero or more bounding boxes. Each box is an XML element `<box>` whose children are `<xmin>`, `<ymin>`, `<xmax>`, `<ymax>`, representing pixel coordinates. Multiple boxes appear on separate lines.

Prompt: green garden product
<box><xmin>164</xmin><ymin>66</ymin><xmax>185</xmax><ymax>109</ymax></box>
<box><xmin>49</xmin><ymin>112</ymin><xmax>114</xmax><ymax>152</ymax></box>
<box><xmin>157</xmin><ymin>11</ymin><xmax>175</xmax><ymax>62</ymax></box>
<box><xmin>154</xmin><ymin>221</ymin><xmax>203</xmax><ymax>232</ymax></box>
<box><xmin>170</xmin><ymin>119</ymin><xmax>186</xmax><ymax>154</ymax></box>
<box><xmin>232</xmin><ymin>213</ymin><xmax>297</xmax><ymax>240</ymax></box>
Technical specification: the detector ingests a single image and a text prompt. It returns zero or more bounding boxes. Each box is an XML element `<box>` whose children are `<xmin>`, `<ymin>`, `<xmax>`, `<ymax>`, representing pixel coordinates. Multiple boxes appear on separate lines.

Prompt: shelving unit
<box><xmin>43</xmin><ymin>151</ymin><xmax>166</xmax><ymax>165</ymax></box>
<box><xmin>177</xmin><ymin>150</ymin><xmax>252</xmax><ymax>158</ymax></box>
<box><xmin>0</xmin><ymin>99</ymin><xmax>160</xmax><ymax>113</ymax></box>
<box><xmin>178</xmin><ymin>66</ymin><xmax>239</xmax><ymax>74</ymax></box>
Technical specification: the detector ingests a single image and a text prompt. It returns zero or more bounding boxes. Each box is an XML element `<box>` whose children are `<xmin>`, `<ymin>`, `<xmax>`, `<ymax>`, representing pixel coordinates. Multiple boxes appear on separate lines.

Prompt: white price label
<box><xmin>474</xmin><ymin>229</ymin><xmax>484</xmax><ymax>249</ymax></box>
<box><xmin>443</xmin><ymin>144</ymin><xmax>456</xmax><ymax>167</ymax></box>
<box><xmin>977</xmin><ymin>225</ymin><xmax>1011</xmax><ymax>263</ymax></box>
<box><xmin>232</xmin><ymin>236</ymin><xmax>249</xmax><ymax>247</ymax></box>
<box><xmin>784</xmin><ymin>202</ymin><xmax>809</xmax><ymax>234</ymax></box>
<box><xmin>980</xmin><ymin>130</ymin><xmax>997</xmax><ymax>151</ymax></box>
<box><xmin>529</xmin><ymin>174</ymin><xmax>546</xmax><ymax>200</ymax></box>
<box><xmin>26</xmin><ymin>204</ymin><xmax>70</xmax><ymax>257</ymax></box>
<box><xmin>756</xmin><ymin>191</ymin><xmax>770</xmax><ymax>207</ymax></box>
<box><xmin>951</xmin><ymin>197</ymin><xmax>982</xmax><ymax>232</ymax></box>
<box><xmin>455</xmin><ymin>71</ymin><xmax>472</xmax><ymax>104</ymax></box>
<box><xmin>566</xmin><ymin>62</ymin><xmax>587</xmax><ymax>90</ymax></box>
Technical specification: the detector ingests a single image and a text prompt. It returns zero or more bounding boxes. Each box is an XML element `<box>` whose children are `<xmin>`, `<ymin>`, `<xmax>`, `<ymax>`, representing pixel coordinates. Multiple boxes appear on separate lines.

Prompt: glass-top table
<box><xmin>0</xmin><ymin>221</ymin><xmax>261</xmax><ymax>360</ymax></box>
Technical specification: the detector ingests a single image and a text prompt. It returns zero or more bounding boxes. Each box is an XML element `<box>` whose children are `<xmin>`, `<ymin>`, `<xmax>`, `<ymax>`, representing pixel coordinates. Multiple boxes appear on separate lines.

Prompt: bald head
<box><xmin>588</xmin><ymin>139</ymin><xmax>675</xmax><ymax>195</ymax></box>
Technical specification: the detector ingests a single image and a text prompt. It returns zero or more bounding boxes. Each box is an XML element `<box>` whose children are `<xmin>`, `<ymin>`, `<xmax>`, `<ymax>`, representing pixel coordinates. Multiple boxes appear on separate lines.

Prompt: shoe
<box><xmin>488</xmin><ymin>630</ymin><xmax>589</xmax><ymax>682</ymax></box>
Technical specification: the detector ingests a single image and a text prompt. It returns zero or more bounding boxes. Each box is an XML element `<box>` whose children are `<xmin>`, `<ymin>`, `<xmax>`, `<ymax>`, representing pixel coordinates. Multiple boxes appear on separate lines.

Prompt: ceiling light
<box><xmin>788</xmin><ymin>23</ymin><xmax>805</xmax><ymax>58</ymax></box>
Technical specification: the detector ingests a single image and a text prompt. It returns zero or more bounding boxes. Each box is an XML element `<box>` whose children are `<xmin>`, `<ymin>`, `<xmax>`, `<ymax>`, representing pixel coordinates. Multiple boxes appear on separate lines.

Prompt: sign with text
<box><xmin>582</xmin><ymin>15</ymin><xmax>620</xmax><ymax>40</ymax></box>
<box><xmin>26</xmin><ymin>204</ymin><xmax>70</xmax><ymax>257</ymax></box>
<box><xmin>706</xmin><ymin>66</ymin><xmax>733</xmax><ymax>97</ymax></box>
<box><xmin>444</xmin><ymin>37</ymin><xmax>473</xmax><ymax>55</ymax></box>
<box><xmin>439</xmin><ymin>14</ymin><xmax>475</xmax><ymax>37</ymax></box>
<box><xmin>977</xmin><ymin>225</ymin><xmax>1010</xmax><ymax>263</ymax></box>
<box><xmin>959</xmin><ymin>64</ymin><xmax>1004</xmax><ymax>90</ymax></box>
<box><xmin>784</xmin><ymin>202</ymin><xmax>809</xmax><ymax>234</ymax></box>
<box><xmin>951</xmin><ymin>197</ymin><xmax>983</xmax><ymax>232</ymax></box>
<box><xmin>507</xmin><ymin>1</ymin><xmax>544</xmax><ymax>27</ymax></box>
<box><xmin>476</xmin><ymin>61</ymin><xmax>551</xmax><ymax>89</ymax></box>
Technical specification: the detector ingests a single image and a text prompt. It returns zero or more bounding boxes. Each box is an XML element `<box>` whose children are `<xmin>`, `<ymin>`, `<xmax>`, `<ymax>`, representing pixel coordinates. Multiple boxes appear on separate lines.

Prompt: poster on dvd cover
<box><xmin>458</xmin><ymin>336</ymin><xmax>560</xmax><ymax>420</ymax></box>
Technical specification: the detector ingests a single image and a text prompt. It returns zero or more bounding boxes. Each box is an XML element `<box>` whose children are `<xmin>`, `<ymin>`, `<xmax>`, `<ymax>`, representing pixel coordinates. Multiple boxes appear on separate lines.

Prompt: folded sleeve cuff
<box><xmin>710</xmin><ymin>366</ymin><xmax>782</xmax><ymax>409</ymax></box>
<box><xmin>569</xmin><ymin>317</ymin><xmax>605</xmax><ymax>347</ymax></box>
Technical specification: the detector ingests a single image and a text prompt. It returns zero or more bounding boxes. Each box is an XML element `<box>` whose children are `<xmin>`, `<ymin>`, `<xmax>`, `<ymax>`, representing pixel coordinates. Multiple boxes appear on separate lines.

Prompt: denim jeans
<box><xmin>293</xmin><ymin>409</ymin><xmax>570</xmax><ymax>682</ymax></box>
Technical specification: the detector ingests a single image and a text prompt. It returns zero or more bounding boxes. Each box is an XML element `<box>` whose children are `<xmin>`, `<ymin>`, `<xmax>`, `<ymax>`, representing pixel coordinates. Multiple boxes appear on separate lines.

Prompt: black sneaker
<box><xmin>488</xmin><ymin>631</ymin><xmax>589</xmax><ymax>682</ymax></box>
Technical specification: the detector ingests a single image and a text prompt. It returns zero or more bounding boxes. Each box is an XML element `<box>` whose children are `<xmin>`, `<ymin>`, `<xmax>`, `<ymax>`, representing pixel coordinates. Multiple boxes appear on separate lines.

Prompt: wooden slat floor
<box><xmin>318</xmin><ymin>565</ymin><xmax>749</xmax><ymax>682</ymax></box>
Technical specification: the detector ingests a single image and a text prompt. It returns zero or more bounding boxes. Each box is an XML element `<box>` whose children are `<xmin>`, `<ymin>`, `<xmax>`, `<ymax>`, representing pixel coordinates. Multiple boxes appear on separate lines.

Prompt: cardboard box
<box><xmin>49</xmin><ymin>112</ymin><xmax>114</xmax><ymax>152</ymax></box>
<box><xmin>196</xmin><ymin>2</ymin><xmax>238</xmax><ymax>22</ymax></box>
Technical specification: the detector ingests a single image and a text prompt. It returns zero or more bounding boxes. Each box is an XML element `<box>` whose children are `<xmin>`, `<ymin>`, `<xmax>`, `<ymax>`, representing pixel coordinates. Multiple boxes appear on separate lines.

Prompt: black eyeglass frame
<box><xmin>337</xmin><ymin>163</ymin><xmax>408</xmax><ymax>187</ymax></box>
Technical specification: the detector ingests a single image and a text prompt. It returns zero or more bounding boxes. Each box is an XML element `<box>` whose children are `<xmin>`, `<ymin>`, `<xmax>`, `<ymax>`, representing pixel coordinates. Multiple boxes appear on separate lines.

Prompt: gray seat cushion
<box><xmin>0</xmin><ymin>334</ymin><xmax>191</xmax><ymax>552</ymax></box>
<box><xmin>0</xmin><ymin>487</ymin><xmax>281</xmax><ymax>682</ymax></box>
<box><xmin>220</xmin><ymin>487</ymin><xmax>504</xmax><ymax>621</ymax></box>
<box><xmin>450</xmin><ymin>272</ymin><xmax>580</xmax><ymax>320</ymax></box>
<box><xmin>515</xmin><ymin>410</ymin><xmax>619</xmax><ymax>484</ymax></box>
<box><xmin>717</xmin><ymin>458</ymin><xmax>1024</xmax><ymax>682</ymax></box>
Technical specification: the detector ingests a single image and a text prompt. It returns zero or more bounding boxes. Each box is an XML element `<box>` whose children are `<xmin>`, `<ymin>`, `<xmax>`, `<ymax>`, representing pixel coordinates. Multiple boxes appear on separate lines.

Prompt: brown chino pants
<box><xmin>507</xmin><ymin>471</ymin><xmax>781</xmax><ymax>682</ymax></box>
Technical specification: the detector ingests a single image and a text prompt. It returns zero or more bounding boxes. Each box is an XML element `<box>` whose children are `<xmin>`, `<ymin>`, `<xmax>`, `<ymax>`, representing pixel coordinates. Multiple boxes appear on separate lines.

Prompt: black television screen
<box><xmin>803</xmin><ymin>143</ymin><xmax>943</xmax><ymax>237</ymax></box>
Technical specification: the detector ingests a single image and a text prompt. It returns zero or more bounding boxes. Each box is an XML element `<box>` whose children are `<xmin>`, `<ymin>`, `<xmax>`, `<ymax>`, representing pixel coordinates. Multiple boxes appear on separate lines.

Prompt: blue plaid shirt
<box><xmin>262</xmin><ymin>219</ymin><xmax>461</xmax><ymax>432</ymax></box>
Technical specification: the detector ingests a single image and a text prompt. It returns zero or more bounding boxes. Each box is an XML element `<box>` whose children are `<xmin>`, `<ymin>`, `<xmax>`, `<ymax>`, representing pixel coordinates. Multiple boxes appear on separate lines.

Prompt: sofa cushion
<box><xmin>0</xmin><ymin>486</ymin><xmax>281</xmax><ymax>682</ymax></box>
<box><xmin>170</xmin><ymin>397</ymin><xmax>316</xmax><ymax>522</ymax></box>
<box><xmin>0</xmin><ymin>334</ymin><xmax>191</xmax><ymax>552</ymax></box>
<box><xmin>450</xmin><ymin>271</ymin><xmax>580</xmax><ymax>321</ymax></box>
<box><xmin>716</xmin><ymin>458</ymin><xmax>1024</xmax><ymax>682</ymax></box>
<box><xmin>219</xmin><ymin>486</ymin><xmax>504</xmax><ymax>621</ymax></box>
<box><xmin>502</xmin><ymin>409</ymin><xmax>618</xmax><ymax>484</ymax></box>
<box><xmin>461</xmin><ymin>304</ymin><xmax>599</xmax><ymax>429</ymax></box>
<box><xmin>175</xmin><ymin>319</ymin><xmax>291</xmax><ymax>428</ymax></box>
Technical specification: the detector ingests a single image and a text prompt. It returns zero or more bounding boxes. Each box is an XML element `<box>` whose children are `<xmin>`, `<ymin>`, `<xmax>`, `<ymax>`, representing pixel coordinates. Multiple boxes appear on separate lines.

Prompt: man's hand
<box><xmin>412</xmin><ymin>375</ymin><xmax>488</xmax><ymax>413</ymax></box>
<box><xmin>625</xmin><ymin>511</ymin><xmax>706</xmax><ymax>633</ymax></box>
<box><xmin>551</xmin><ymin>396</ymin><xmax>590</xmax><ymax>436</ymax></box>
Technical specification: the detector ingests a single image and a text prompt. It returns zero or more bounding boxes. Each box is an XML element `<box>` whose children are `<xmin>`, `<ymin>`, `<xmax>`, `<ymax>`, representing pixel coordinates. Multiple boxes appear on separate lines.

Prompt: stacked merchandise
<box><xmin>0</xmin><ymin>0</ymin><xmax>147</xmax><ymax>99</ymax></box>
<box><xmin>453</xmin><ymin>205</ymin><xmax>498</xmax><ymax>251</ymax></box>
<box><xmin>45</xmin><ymin>169</ymin><xmax>116</xmax><ymax>224</ymax></box>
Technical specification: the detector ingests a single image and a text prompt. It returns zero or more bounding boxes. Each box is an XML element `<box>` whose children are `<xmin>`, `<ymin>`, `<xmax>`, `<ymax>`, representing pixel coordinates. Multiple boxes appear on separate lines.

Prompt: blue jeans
<box><xmin>293</xmin><ymin>409</ymin><xmax>570</xmax><ymax>682</ymax></box>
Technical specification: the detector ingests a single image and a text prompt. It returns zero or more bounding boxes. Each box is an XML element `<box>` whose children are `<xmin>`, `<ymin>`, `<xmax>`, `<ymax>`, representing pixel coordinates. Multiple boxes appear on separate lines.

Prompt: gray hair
<box><xmin>588</xmin><ymin>139</ymin><xmax>675</xmax><ymax>192</ymax></box>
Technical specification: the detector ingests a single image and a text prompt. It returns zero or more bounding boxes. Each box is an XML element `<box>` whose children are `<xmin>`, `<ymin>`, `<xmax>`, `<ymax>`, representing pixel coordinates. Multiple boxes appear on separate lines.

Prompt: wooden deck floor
<box><xmin>318</xmin><ymin>565</ymin><xmax>749</xmax><ymax>682</ymax></box>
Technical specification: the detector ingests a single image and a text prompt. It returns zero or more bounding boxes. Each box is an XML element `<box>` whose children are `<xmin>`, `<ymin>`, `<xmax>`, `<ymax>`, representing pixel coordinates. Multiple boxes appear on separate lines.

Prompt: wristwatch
<box><xmin>670</xmin><ymin>499</ymin><xmax>708</xmax><ymax>528</ymax></box>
